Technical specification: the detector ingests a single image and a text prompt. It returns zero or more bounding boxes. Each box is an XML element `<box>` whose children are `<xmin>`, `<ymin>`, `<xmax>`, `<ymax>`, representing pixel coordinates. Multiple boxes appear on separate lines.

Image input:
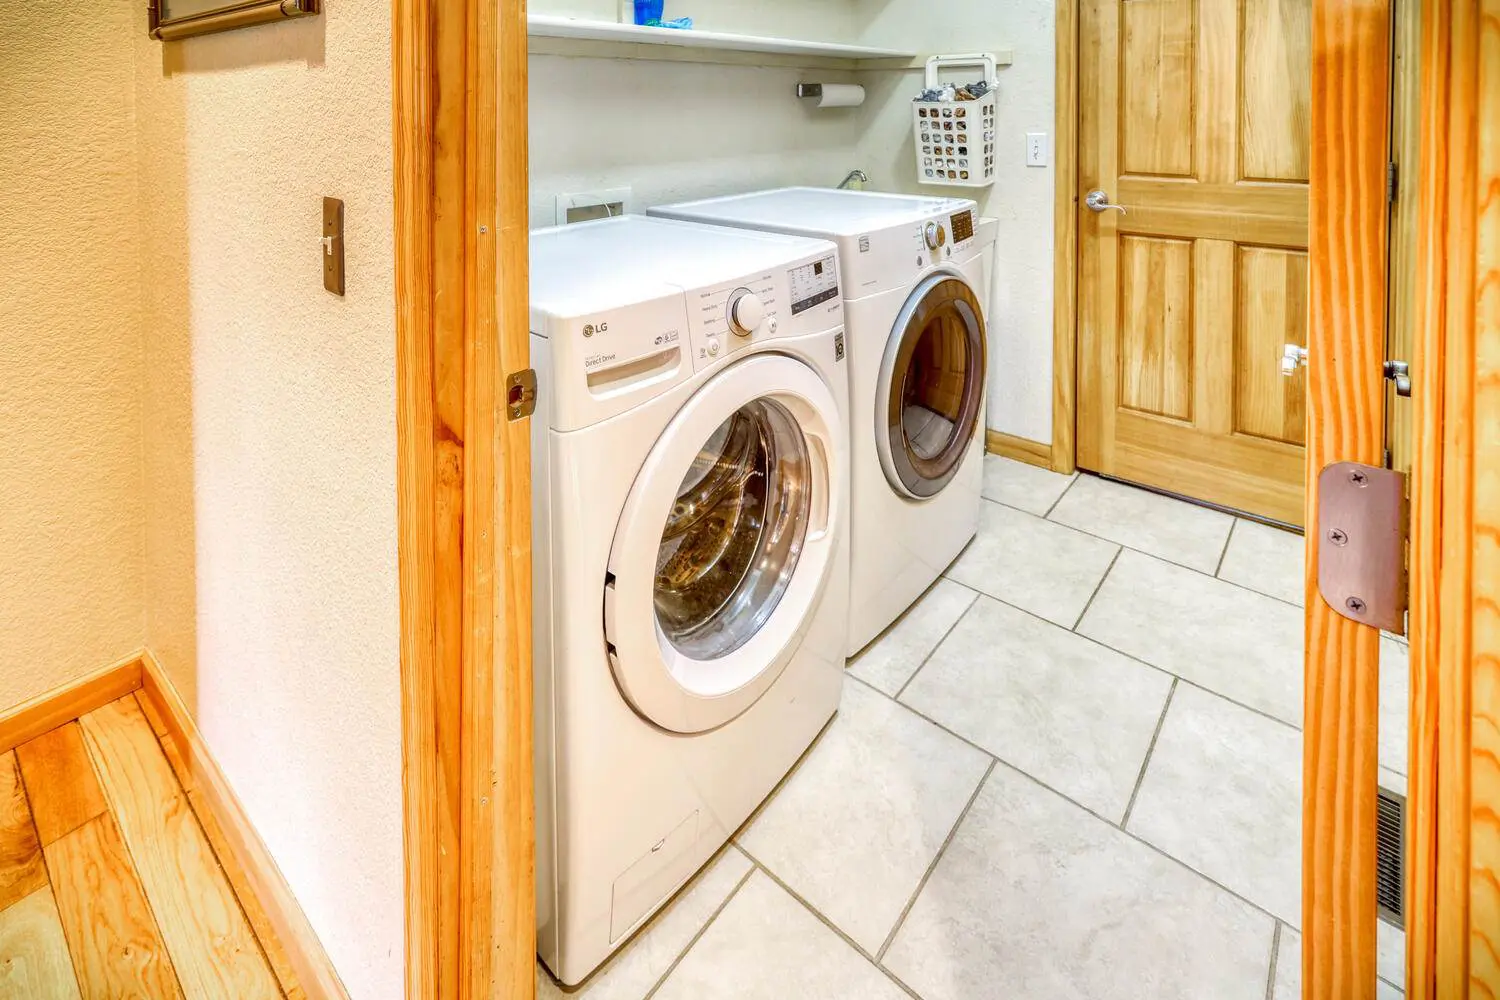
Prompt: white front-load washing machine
<box><xmin>650</xmin><ymin>188</ymin><xmax>996</xmax><ymax>654</ymax></box>
<box><xmin>529</xmin><ymin>216</ymin><xmax>849</xmax><ymax>986</ymax></box>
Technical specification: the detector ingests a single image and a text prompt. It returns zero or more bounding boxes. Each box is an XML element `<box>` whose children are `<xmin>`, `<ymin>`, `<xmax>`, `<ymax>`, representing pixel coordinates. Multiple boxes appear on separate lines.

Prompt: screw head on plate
<box><xmin>1328</xmin><ymin>528</ymin><xmax>1349</xmax><ymax>546</ymax></box>
<box><xmin>1349</xmin><ymin>470</ymin><xmax>1369</xmax><ymax>486</ymax></box>
<box><xmin>1346</xmin><ymin>596</ymin><xmax>1367</xmax><ymax>614</ymax></box>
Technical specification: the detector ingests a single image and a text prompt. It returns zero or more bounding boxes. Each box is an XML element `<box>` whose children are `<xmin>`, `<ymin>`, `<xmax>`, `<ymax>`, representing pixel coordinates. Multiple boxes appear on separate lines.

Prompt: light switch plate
<box><xmin>322</xmin><ymin>196</ymin><xmax>345</xmax><ymax>295</ymax></box>
<box><xmin>1026</xmin><ymin>133</ymin><xmax>1048</xmax><ymax>167</ymax></box>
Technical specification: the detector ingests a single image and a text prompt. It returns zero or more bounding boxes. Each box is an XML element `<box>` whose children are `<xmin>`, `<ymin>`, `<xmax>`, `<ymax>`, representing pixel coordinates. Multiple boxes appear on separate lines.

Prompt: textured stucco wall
<box><xmin>132</xmin><ymin>6</ymin><xmax>402</xmax><ymax>997</ymax></box>
<box><xmin>856</xmin><ymin>0</ymin><xmax>1057</xmax><ymax>443</ymax></box>
<box><xmin>0</xmin><ymin>0</ymin><xmax>146</xmax><ymax>706</ymax></box>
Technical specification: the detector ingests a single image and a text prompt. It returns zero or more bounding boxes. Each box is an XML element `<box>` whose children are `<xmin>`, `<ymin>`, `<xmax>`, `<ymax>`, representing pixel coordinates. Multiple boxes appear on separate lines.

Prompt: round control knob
<box><xmin>727</xmin><ymin>289</ymin><xmax>765</xmax><ymax>338</ymax></box>
<box><xmin>924</xmin><ymin>222</ymin><xmax>947</xmax><ymax>251</ymax></box>
<box><xmin>706</xmin><ymin>339</ymin><xmax>721</xmax><ymax>358</ymax></box>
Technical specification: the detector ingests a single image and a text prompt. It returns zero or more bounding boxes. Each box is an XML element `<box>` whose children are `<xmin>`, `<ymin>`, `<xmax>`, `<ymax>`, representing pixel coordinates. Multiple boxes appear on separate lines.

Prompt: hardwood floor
<box><xmin>0</xmin><ymin>694</ymin><xmax>298</xmax><ymax>998</ymax></box>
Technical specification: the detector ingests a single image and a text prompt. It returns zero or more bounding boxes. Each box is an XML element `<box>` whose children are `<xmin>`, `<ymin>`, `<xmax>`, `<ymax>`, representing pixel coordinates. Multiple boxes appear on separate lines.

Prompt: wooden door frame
<box><xmin>393</xmin><ymin>0</ymin><xmax>535</xmax><ymax>997</ymax></box>
<box><xmin>1051</xmin><ymin>0</ymin><xmax>1080</xmax><ymax>475</ymax></box>
<box><xmin>1303</xmin><ymin>5</ymin><xmax>1392</xmax><ymax>998</ymax></box>
<box><xmin>1406</xmin><ymin>3</ymin><xmax>1500</xmax><ymax>996</ymax></box>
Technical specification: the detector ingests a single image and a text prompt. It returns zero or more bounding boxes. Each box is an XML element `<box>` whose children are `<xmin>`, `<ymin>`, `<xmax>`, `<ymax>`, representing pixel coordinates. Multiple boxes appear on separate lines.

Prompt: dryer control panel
<box><xmin>684</xmin><ymin>251</ymin><xmax>842</xmax><ymax>373</ymax></box>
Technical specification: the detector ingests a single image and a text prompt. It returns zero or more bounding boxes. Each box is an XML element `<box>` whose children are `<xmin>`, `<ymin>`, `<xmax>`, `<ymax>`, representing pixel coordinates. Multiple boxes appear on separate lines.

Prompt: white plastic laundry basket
<box><xmin>912</xmin><ymin>53</ymin><xmax>998</xmax><ymax>188</ymax></box>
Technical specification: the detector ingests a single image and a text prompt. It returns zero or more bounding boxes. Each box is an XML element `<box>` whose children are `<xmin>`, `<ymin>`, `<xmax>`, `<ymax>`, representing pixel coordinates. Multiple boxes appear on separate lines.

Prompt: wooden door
<box><xmin>1078</xmin><ymin>0</ymin><xmax>1311</xmax><ymax>526</ymax></box>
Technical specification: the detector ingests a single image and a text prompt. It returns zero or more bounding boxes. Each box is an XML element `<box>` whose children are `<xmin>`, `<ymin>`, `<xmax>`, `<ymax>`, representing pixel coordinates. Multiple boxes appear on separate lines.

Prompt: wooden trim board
<box><xmin>1302</xmin><ymin>4</ymin><xmax>1391</xmax><ymax>998</ymax></box>
<box><xmin>984</xmin><ymin>429</ymin><xmax>1053</xmax><ymax>470</ymax></box>
<box><xmin>136</xmin><ymin>652</ymin><xmax>349</xmax><ymax>1000</ymax></box>
<box><xmin>1051</xmin><ymin>0</ymin><xmax>1079</xmax><ymax>476</ymax></box>
<box><xmin>1405</xmin><ymin>3</ymin><xmax>1500</xmax><ymax>996</ymax></box>
<box><xmin>0</xmin><ymin>652</ymin><xmax>143</xmax><ymax>755</ymax></box>
<box><xmin>393</xmin><ymin>0</ymin><xmax>533</xmax><ymax>994</ymax></box>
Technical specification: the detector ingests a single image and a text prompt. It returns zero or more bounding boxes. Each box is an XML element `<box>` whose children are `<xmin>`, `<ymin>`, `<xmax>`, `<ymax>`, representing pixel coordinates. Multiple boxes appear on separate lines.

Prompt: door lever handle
<box><xmin>1281</xmin><ymin>344</ymin><xmax>1308</xmax><ymax>376</ymax></box>
<box><xmin>1085</xmin><ymin>189</ymin><xmax>1127</xmax><ymax>215</ymax></box>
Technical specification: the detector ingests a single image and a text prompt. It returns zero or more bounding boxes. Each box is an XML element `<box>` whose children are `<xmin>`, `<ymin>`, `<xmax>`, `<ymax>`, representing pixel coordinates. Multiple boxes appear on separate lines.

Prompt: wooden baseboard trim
<box><xmin>0</xmin><ymin>652</ymin><xmax>144</xmax><ymax>754</ymax></box>
<box><xmin>985</xmin><ymin>430</ymin><xmax>1056</xmax><ymax>471</ymax></box>
<box><xmin>137</xmin><ymin>651</ymin><xmax>350</xmax><ymax>1000</ymax></box>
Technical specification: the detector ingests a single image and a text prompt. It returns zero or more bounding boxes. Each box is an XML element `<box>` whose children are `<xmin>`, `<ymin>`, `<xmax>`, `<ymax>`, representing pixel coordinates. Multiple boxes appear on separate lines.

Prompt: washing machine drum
<box><xmin>604</xmin><ymin>354</ymin><xmax>844</xmax><ymax>735</ymax></box>
<box><xmin>876</xmin><ymin>272</ymin><xmax>987</xmax><ymax>499</ymax></box>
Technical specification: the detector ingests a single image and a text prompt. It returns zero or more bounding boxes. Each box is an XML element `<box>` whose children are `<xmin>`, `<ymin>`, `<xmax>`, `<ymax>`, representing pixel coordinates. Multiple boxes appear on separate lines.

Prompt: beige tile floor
<box><xmin>538</xmin><ymin>456</ymin><xmax>1409</xmax><ymax>999</ymax></box>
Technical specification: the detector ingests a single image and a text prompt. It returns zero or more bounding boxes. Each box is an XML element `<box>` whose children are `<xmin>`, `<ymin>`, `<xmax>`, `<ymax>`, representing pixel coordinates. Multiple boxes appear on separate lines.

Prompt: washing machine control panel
<box><xmin>684</xmin><ymin>252</ymin><xmax>843</xmax><ymax>372</ymax></box>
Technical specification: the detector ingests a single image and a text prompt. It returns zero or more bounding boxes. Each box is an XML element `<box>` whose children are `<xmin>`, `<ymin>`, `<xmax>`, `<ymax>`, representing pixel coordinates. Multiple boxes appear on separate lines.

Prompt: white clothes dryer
<box><xmin>650</xmin><ymin>189</ymin><xmax>996</xmax><ymax>653</ymax></box>
<box><xmin>529</xmin><ymin>216</ymin><xmax>849</xmax><ymax>985</ymax></box>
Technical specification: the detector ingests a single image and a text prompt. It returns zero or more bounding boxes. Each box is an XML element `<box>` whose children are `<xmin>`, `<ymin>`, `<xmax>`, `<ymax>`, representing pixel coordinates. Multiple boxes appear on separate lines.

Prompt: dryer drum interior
<box><xmin>653</xmin><ymin>397</ymin><xmax>812</xmax><ymax>662</ymax></box>
<box><xmin>883</xmin><ymin>275</ymin><xmax>987</xmax><ymax>498</ymax></box>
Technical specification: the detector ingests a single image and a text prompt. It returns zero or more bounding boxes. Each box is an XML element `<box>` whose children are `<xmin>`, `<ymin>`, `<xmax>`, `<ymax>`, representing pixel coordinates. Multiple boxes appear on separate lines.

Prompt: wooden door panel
<box><xmin>1118</xmin><ymin>235</ymin><xmax>1195</xmax><ymax>420</ymax></box>
<box><xmin>1120</xmin><ymin>0</ymin><xmax>1196</xmax><ymax>177</ymax></box>
<box><xmin>1081</xmin><ymin>0</ymin><xmax>1311</xmax><ymax>524</ymax></box>
<box><xmin>1241</xmin><ymin>0</ymin><xmax>1312</xmax><ymax>182</ymax></box>
<box><xmin>1110</xmin><ymin>411</ymin><xmax>1304</xmax><ymax>521</ymax></box>
<box><xmin>1235</xmin><ymin>246</ymin><xmax>1309</xmax><ymax>445</ymax></box>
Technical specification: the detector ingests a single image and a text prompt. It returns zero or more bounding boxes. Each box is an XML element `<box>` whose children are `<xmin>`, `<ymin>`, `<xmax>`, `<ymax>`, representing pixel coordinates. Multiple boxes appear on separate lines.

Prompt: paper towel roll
<box><xmin>806</xmin><ymin>83</ymin><xmax>866</xmax><ymax>109</ymax></box>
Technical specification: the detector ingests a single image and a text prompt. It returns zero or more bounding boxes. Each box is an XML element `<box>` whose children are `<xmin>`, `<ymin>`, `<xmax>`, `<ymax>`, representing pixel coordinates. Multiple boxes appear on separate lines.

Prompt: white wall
<box><xmin>528</xmin><ymin>0</ymin><xmax>867</xmax><ymax>226</ymax></box>
<box><xmin>855</xmin><ymin>0</ymin><xmax>1057</xmax><ymax>444</ymax></box>
<box><xmin>133</xmin><ymin>5</ymin><xmax>402</xmax><ymax>997</ymax></box>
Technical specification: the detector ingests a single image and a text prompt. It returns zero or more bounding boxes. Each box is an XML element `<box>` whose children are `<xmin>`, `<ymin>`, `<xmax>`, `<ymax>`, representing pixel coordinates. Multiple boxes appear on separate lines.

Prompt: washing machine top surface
<box><xmin>530</xmin><ymin>215</ymin><xmax>836</xmax><ymax>327</ymax></box>
<box><xmin>651</xmin><ymin>187</ymin><xmax>978</xmax><ymax>239</ymax></box>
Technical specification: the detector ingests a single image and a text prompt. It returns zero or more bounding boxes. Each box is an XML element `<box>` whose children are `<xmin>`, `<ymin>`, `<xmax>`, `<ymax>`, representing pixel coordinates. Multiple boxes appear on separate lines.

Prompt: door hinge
<box><xmin>1317</xmin><ymin>462</ymin><xmax>1408</xmax><ymax>635</ymax></box>
<box><xmin>506</xmin><ymin>368</ymin><xmax>538</xmax><ymax>421</ymax></box>
<box><xmin>1387</xmin><ymin>162</ymin><xmax>1400</xmax><ymax>203</ymax></box>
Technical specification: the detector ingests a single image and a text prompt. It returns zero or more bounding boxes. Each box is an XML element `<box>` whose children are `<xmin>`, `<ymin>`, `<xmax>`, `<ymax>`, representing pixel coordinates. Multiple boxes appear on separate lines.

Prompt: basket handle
<box><xmin>924</xmin><ymin>53</ymin><xmax>999</xmax><ymax>90</ymax></box>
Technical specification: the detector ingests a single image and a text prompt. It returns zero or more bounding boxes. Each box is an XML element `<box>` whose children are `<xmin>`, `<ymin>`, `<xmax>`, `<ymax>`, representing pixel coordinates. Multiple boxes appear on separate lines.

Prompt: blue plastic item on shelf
<box><xmin>633</xmin><ymin>0</ymin><xmax>665</xmax><ymax>25</ymax></box>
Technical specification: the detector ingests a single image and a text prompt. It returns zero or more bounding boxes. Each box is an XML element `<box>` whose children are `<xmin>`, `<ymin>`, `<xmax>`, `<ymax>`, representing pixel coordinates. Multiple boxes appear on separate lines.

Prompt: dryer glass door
<box><xmin>605</xmin><ymin>354</ymin><xmax>843</xmax><ymax>735</ymax></box>
<box><xmin>876</xmin><ymin>272</ymin><xmax>987</xmax><ymax>499</ymax></box>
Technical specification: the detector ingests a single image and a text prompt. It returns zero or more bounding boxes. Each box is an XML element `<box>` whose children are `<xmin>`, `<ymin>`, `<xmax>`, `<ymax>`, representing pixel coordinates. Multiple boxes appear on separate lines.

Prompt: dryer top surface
<box><xmin>651</xmin><ymin>187</ymin><xmax>979</xmax><ymax>238</ymax></box>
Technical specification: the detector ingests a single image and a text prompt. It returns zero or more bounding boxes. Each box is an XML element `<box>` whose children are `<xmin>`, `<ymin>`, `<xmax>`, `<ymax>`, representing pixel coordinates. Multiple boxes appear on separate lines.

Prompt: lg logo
<box><xmin>582</xmin><ymin>321</ymin><xmax>609</xmax><ymax>338</ymax></box>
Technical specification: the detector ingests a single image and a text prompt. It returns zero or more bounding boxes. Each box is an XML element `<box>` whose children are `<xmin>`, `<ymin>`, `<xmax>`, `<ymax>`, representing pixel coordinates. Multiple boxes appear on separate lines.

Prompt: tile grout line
<box><xmin>932</xmin><ymin>560</ymin><xmax>1305</xmax><ymax>735</ymax></box>
<box><xmin>845</xmin><ymin>672</ymin><xmax>1297</xmax><ymax>932</ymax></box>
<box><xmin>735</xmin><ymin>847</ymin><xmax>924</xmax><ymax>1000</ymax></box>
<box><xmin>639</xmin><ymin>862</ymin><xmax>758</xmax><ymax>1000</ymax></box>
<box><xmin>874</xmin><ymin>758</ymin><xmax>998</xmax><ymax>964</ymax></box>
<box><xmin>1069</xmin><ymin>545</ymin><xmax>1123</xmax><ymax>632</ymax></box>
<box><xmin>1118</xmin><ymin>678</ymin><xmax>1178</xmax><ymax>830</ymax></box>
<box><xmin>980</xmin><ymin>493</ymin><xmax>1306</xmax><ymax>611</ymax></box>
<box><xmin>892</xmin><ymin>591</ymin><xmax>982</xmax><ymax>702</ymax></box>
<box><xmin>1215</xmin><ymin>518</ymin><xmax>1239</xmax><ymax>578</ymax></box>
<box><xmin>1265</xmin><ymin>921</ymin><xmax>1284</xmax><ymax>1000</ymax></box>
<box><xmin>1039</xmin><ymin>468</ymin><xmax>1082</xmax><ymax>520</ymax></box>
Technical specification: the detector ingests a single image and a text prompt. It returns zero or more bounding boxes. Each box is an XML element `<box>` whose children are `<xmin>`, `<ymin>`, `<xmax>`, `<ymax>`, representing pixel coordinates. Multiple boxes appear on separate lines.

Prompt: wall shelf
<box><xmin>527</xmin><ymin>15</ymin><xmax>921</xmax><ymax>68</ymax></box>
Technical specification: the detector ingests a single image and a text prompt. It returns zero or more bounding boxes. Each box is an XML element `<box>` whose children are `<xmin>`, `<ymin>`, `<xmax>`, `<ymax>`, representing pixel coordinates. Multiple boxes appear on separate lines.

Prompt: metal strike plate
<box><xmin>1317</xmin><ymin>462</ymin><xmax>1407</xmax><ymax>634</ymax></box>
<box><xmin>506</xmin><ymin>368</ymin><xmax>537</xmax><ymax>421</ymax></box>
<box><xmin>322</xmin><ymin>196</ymin><xmax>345</xmax><ymax>296</ymax></box>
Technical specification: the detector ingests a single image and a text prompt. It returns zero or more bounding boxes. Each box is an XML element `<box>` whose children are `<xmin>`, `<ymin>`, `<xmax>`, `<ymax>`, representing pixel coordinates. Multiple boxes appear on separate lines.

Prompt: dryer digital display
<box><xmin>788</xmin><ymin>254</ymin><xmax>840</xmax><ymax>315</ymax></box>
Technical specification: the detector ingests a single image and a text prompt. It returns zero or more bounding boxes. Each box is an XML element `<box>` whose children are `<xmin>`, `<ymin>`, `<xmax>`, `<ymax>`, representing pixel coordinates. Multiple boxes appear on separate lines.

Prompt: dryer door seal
<box><xmin>875</xmin><ymin>271</ymin><xmax>987</xmax><ymax>500</ymax></box>
<box><xmin>604</xmin><ymin>354</ymin><xmax>845</xmax><ymax>735</ymax></box>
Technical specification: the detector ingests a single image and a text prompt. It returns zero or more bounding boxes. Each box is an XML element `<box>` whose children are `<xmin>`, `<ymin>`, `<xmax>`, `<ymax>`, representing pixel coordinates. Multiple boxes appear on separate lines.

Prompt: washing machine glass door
<box><xmin>875</xmin><ymin>271</ymin><xmax>987</xmax><ymax>499</ymax></box>
<box><xmin>605</xmin><ymin>353</ymin><xmax>844</xmax><ymax>735</ymax></box>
